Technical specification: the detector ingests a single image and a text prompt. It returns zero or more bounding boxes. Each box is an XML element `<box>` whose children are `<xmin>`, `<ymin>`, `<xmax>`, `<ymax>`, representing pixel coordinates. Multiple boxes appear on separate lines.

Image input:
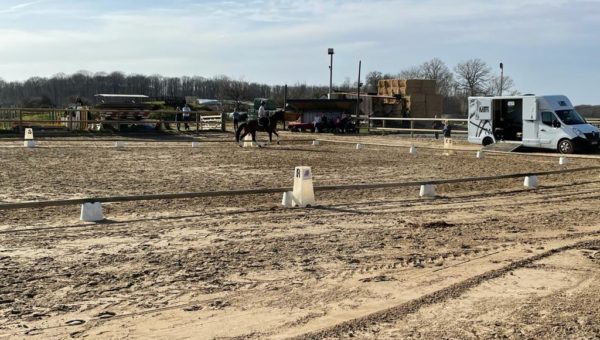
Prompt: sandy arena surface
<box><xmin>1</xmin><ymin>132</ymin><xmax>600</xmax><ymax>339</ymax></box>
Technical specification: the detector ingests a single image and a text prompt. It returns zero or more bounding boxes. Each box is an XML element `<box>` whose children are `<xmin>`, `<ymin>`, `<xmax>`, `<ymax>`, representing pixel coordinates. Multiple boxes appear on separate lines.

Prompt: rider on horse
<box><xmin>258</xmin><ymin>101</ymin><xmax>269</xmax><ymax>128</ymax></box>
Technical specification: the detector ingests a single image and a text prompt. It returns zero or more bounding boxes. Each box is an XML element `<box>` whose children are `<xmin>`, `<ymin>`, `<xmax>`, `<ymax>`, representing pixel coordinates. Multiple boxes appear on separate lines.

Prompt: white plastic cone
<box><xmin>115</xmin><ymin>141</ymin><xmax>125</xmax><ymax>149</ymax></box>
<box><xmin>356</xmin><ymin>143</ymin><xmax>364</xmax><ymax>150</ymax></box>
<box><xmin>80</xmin><ymin>202</ymin><xmax>104</xmax><ymax>222</ymax></box>
<box><xmin>476</xmin><ymin>151</ymin><xmax>484</xmax><ymax>159</ymax></box>
<box><xmin>559</xmin><ymin>156</ymin><xmax>568</xmax><ymax>165</ymax></box>
<box><xmin>292</xmin><ymin>166</ymin><xmax>315</xmax><ymax>207</ymax></box>
<box><xmin>409</xmin><ymin>145</ymin><xmax>417</xmax><ymax>155</ymax></box>
<box><xmin>524</xmin><ymin>176</ymin><xmax>539</xmax><ymax>189</ymax></box>
<box><xmin>191</xmin><ymin>141</ymin><xmax>199</xmax><ymax>148</ymax></box>
<box><xmin>419</xmin><ymin>184</ymin><xmax>436</xmax><ymax>198</ymax></box>
<box><xmin>281</xmin><ymin>191</ymin><xmax>294</xmax><ymax>207</ymax></box>
<box><xmin>312</xmin><ymin>140</ymin><xmax>320</xmax><ymax>146</ymax></box>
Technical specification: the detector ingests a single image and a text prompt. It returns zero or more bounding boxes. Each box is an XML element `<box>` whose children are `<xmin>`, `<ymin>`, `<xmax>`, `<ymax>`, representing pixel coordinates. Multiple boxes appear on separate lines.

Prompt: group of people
<box><xmin>313</xmin><ymin>114</ymin><xmax>355</xmax><ymax>133</ymax></box>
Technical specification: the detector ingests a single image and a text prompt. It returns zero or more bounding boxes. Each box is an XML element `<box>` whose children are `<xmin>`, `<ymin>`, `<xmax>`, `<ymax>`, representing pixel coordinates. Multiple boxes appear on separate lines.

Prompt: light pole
<box><xmin>328</xmin><ymin>48</ymin><xmax>334</xmax><ymax>99</ymax></box>
<box><xmin>499</xmin><ymin>62</ymin><xmax>504</xmax><ymax>96</ymax></box>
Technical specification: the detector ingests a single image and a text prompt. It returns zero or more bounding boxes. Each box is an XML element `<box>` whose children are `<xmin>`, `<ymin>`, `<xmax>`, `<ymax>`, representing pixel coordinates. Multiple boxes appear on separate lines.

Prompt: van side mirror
<box><xmin>552</xmin><ymin>120</ymin><xmax>561</xmax><ymax>128</ymax></box>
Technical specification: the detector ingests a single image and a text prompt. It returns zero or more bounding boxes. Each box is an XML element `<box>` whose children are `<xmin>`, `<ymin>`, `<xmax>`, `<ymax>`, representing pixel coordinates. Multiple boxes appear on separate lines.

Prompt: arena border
<box><xmin>1</xmin><ymin>166</ymin><xmax>598</xmax><ymax>211</ymax></box>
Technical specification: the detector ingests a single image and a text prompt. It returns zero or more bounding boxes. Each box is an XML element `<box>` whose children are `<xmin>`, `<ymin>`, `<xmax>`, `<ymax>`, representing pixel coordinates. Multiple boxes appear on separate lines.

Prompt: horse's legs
<box><xmin>238</xmin><ymin>127</ymin><xmax>248</xmax><ymax>147</ymax></box>
<box><xmin>253</xmin><ymin>131</ymin><xmax>263</xmax><ymax>148</ymax></box>
<box><xmin>273</xmin><ymin>130</ymin><xmax>280</xmax><ymax>144</ymax></box>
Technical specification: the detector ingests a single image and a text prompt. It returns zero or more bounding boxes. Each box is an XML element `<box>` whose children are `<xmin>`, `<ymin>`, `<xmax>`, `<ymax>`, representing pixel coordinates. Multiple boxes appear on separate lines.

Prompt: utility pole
<box><xmin>328</xmin><ymin>48</ymin><xmax>334</xmax><ymax>99</ymax></box>
<box><xmin>499</xmin><ymin>62</ymin><xmax>504</xmax><ymax>96</ymax></box>
<box><xmin>356</xmin><ymin>60</ymin><xmax>362</xmax><ymax>132</ymax></box>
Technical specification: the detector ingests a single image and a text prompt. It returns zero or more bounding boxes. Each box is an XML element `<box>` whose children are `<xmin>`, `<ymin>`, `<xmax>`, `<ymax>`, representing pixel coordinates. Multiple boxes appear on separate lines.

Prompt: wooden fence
<box><xmin>0</xmin><ymin>108</ymin><xmax>226</xmax><ymax>134</ymax></box>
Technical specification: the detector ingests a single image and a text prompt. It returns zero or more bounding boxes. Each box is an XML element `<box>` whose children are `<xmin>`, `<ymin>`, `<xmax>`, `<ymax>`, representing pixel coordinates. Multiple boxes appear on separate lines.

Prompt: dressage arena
<box><xmin>1</xmin><ymin>132</ymin><xmax>600</xmax><ymax>339</ymax></box>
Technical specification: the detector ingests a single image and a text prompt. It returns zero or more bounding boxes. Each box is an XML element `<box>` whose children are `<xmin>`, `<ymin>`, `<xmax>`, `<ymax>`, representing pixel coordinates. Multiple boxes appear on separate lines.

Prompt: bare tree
<box><xmin>365</xmin><ymin>71</ymin><xmax>383</xmax><ymax>93</ymax></box>
<box><xmin>421</xmin><ymin>58</ymin><xmax>454</xmax><ymax>96</ymax></box>
<box><xmin>399</xmin><ymin>66</ymin><xmax>423</xmax><ymax>79</ymax></box>
<box><xmin>486</xmin><ymin>75</ymin><xmax>517</xmax><ymax>96</ymax></box>
<box><xmin>454</xmin><ymin>58</ymin><xmax>491</xmax><ymax>96</ymax></box>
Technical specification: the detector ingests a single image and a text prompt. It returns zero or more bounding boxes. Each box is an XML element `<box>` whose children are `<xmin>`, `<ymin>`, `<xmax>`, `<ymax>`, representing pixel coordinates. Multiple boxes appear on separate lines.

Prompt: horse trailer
<box><xmin>468</xmin><ymin>95</ymin><xmax>599</xmax><ymax>154</ymax></box>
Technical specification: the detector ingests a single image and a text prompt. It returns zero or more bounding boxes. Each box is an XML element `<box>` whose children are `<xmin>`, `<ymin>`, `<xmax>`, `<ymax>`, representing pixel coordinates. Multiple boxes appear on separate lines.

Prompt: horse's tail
<box><xmin>235</xmin><ymin>123</ymin><xmax>246</xmax><ymax>142</ymax></box>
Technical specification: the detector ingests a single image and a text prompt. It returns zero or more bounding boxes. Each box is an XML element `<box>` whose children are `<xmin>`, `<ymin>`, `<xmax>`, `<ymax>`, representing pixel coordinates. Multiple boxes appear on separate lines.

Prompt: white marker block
<box><xmin>524</xmin><ymin>176</ymin><xmax>538</xmax><ymax>189</ymax></box>
<box><xmin>115</xmin><ymin>141</ymin><xmax>125</xmax><ymax>149</ymax></box>
<box><xmin>409</xmin><ymin>145</ymin><xmax>417</xmax><ymax>155</ymax></box>
<box><xmin>476</xmin><ymin>151</ymin><xmax>484</xmax><ymax>159</ymax></box>
<box><xmin>191</xmin><ymin>141</ymin><xmax>199</xmax><ymax>148</ymax></box>
<box><xmin>281</xmin><ymin>191</ymin><xmax>294</xmax><ymax>207</ymax></box>
<box><xmin>292</xmin><ymin>166</ymin><xmax>315</xmax><ymax>207</ymax></box>
<box><xmin>24</xmin><ymin>140</ymin><xmax>36</xmax><ymax>148</ymax></box>
<box><xmin>443</xmin><ymin>138</ymin><xmax>454</xmax><ymax>156</ymax></box>
<box><xmin>356</xmin><ymin>143</ymin><xmax>364</xmax><ymax>150</ymax></box>
<box><xmin>419</xmin><ymin>184</ymin><xmax>436</xmax><ymax>198</ymax></box>
<box><xmin>24</xmin><ymin>128</ymin><xmax>34</xmax><ymax>140</ymax></box>
<box><xmin>243</xmin><ymin>134</ymin><xmax>258</xmax><ymax>147</ymax></box>
<box><xmin>312</xmin><ymin>140</ymin><xmax>320</xmax><ymax>146</ymax></box>
<box><xmin>559</xmin><ymin>156</ymin><xmax>568</xmax><ymax>165</ymax></box>
<box><xmin>80</xmin><ymin>202</ymin><xmax>104</xmax><ymax>222</ymax></box>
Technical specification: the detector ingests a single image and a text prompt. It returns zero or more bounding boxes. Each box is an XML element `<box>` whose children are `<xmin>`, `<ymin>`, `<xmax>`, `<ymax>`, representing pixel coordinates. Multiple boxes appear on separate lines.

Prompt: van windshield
<box><xmin>555</xmin><ymin>109</ymin><xmax>586</xmax><ymax>125</ymax></box>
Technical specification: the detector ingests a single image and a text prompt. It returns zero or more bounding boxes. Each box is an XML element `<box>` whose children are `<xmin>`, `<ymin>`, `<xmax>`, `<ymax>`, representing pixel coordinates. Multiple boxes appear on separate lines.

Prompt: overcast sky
<box><xmin>1</xmin><ymin>0</ymin><xmax>599</xmax><ymax>104</ymax></box>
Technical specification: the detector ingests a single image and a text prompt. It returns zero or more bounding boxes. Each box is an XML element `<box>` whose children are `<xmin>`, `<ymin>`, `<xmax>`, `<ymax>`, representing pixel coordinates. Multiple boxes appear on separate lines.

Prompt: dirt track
<box><xmin>1</xmin><ymin>133</ymin><xmax>600</xmax><ymax>339</ymax></box>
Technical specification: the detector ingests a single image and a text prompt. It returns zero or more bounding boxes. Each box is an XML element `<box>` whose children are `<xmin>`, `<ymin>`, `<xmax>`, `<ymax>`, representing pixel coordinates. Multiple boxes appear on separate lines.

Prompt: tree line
<box><xmin>0</xmin><ymin>58</ymin><xmax>515</xmax><ymax>114</ymax></box>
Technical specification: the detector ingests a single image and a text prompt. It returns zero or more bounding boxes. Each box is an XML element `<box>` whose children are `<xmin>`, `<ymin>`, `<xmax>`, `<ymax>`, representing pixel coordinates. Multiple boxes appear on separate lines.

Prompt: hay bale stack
<box><xmin>378</xmin><ymin>79</ymin><xmax>442</xmax><ymax>117</ymax></box>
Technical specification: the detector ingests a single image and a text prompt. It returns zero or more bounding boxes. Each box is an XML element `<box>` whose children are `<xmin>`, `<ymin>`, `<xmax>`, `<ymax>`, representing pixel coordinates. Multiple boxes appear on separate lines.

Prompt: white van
<box><xmin>468</xmin><ymin>95</ymin><xmax>599</xmax><ymax>153</ymax></box>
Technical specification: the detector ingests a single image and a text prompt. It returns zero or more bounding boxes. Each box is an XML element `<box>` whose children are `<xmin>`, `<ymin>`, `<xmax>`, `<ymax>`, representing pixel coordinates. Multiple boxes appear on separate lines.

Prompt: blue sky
<box><xmin>1</xmin><ymin>0</ymin><xmax>599</xmax><ymax>104</ymax></box>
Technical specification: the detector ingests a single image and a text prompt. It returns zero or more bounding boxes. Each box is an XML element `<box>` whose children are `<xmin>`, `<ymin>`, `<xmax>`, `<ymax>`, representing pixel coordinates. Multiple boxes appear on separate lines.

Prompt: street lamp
<box><xmin>328</xmin><ymin>48</ymin><xmax>334</xmax><ymax>99</ymax></box>
<box><xmin>499</xmin><ymin>62</ymin><xmax>504</xmax><ymax>96</ymax></box>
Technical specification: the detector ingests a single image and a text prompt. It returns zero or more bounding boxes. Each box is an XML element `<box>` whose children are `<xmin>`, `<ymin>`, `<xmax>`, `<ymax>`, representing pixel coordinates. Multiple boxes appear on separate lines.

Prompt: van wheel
<box><xmin>482</xmin><ymin>137</ymin><xmax>494</xmax><ymax>146</ymax></box>
<box><xmin>558</xmin><ymin>139</ymin><xmax>574</xmax><ymax>154</ymax></box>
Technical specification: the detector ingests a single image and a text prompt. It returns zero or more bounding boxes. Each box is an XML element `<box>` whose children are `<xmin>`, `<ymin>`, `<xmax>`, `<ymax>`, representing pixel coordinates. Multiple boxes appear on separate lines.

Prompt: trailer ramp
<box><xmin>483</xmin><ymin>142</ymin><xmax>524</xmax><ymax>152</ymax></box>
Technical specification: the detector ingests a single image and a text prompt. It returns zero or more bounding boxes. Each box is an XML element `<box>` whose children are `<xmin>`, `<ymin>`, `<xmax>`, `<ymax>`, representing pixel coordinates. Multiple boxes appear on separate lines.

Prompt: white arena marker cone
<box><xmin>476</xmin><ymin>151</ymin><xmax>484</xmax><ymax>159</ymax></box>
<box><xmin>559</xmin><ymin>156</ymin><xmax>568</xmax><ymax>165</ymax></box>
<box><xmin>419</xmin><ymin>184</ymin><xmax>436</xmax><ymax>198</ymax></box>
<box><xmin>191</xmin><ymin>141</ymin><xmax>199</xmax><ymax>148</ymax></box>
<box><xmin>356</xmin><ymin>143</ymin><xmax>364</xmax><ymax>150</ymax></box>
<box><xmin>80</xmin><ymin>202</ymin><xmax>104</xmax><ymax>222</ymax></box>
<box><xmin>115</xmin><ymin>141</ymin><xmax>125</xmax><ymax>150</ymax></box>
<box><xmin>443</xmin><ymin>137</ymin><xmax>454</xmax><ymax>156</ymax></box>
<box><xmin>292</xmin><ymin>166</ymin><xmax>315</xmax><ymax>207</ymax></box>
<box><xmin>23</xmin><ymin>128</ymin><xmax>36</xmax><ymax>148</ymax></box>
<box><xmin>24</xmin><ymin>128</ymin><xmax>34</xmax><ymax>140</ymax></box>
<box><xmin>312</xmin><ymin>140</ymin><xmax>320</xmax><ymax>146</ymax></box>
<box><xmin>409</xmin><ymin>144</ymin><xmax>417</xmax><ymax>156</ymax></box>
<box><xmin>524</xmin><ymin>176</ymin><xmax>539</xmax><ymax>189</ymax></box>
<box><xmin>243</xmin><ymin>134</ymin><xmax>258</xmax><ymax>147</ymax></box>
<box><xmin>281</xmin><ymin>191</ymin><xmax>294</xmax><ymax>207</ymax></box>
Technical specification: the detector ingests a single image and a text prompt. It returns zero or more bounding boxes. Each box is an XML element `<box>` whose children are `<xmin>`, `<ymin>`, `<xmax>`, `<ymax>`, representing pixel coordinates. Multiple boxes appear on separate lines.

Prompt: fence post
<box><xmin>196</xmin><ymin>111</ymin><xmax>200</xmax><ymax>135</ymax></box>
<box><xmin>410</xmin><ymin>120</ymin><xmax>414</xmax><ymax>138</ymax></box>
<box><xmin>19</xmin><ymin>109</ymin><xmax>23</xmax><ymax>134</ymax></box>
<box><xmin>221</xmin><ymin>112</ymin><xmax>226</xmax><ymax>132</ymax></box>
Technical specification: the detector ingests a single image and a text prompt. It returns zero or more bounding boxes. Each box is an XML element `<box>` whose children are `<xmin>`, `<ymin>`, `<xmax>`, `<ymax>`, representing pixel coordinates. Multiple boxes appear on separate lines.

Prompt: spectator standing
<box><xmin>182</xmin><ymin>104</ymin><xmax>191</xmax><ymax>131</ymax></box>
<box><xmin>443</xmin><ymin>120</ymin><xmax>452</xmax><ymax>138</ymax></box>
<box><xmin>175</xmin><ymin>106</ymin><xmax>182</xmax><ymax>131</ymax></box>
<box><xmin>432</xmin><ymin>115</ymin><xmax>442</xmax><ymax>139</ymax></box>
<box><xmin>233</xmin><ymin>111</ymin><xmax>240</xmax><ymax>132</ymax></box>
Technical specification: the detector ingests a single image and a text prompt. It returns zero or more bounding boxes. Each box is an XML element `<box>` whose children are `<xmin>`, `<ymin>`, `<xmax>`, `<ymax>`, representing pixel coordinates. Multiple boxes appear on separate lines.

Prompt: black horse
<box><xmin>235</xmin><ymin>110</ymin><xmax>285</xmax><ymax>147</ymax></box>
